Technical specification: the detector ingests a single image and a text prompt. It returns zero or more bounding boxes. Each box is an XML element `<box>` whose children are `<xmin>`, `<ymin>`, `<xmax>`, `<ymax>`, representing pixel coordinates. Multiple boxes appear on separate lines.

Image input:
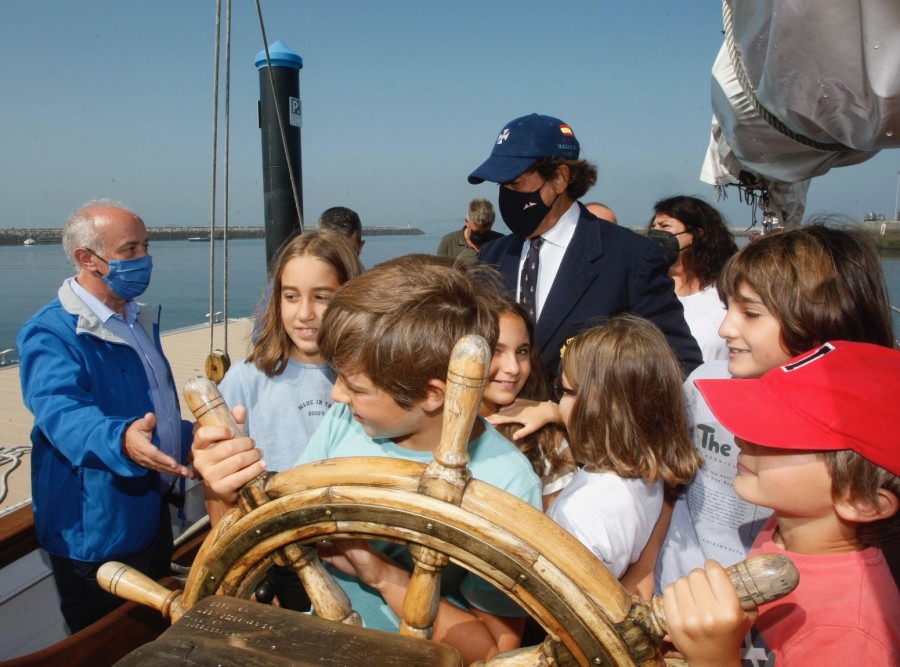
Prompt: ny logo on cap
<box><xmin>497</xmin><ymin>128</ymin><xmax>510</xmax><ymax>144</ymax></box>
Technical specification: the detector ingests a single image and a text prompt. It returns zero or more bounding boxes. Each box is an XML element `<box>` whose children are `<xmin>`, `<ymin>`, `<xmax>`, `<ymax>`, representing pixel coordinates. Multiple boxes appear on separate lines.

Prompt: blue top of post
<box><xmin>255</xmin><ymin>40</ymin><xmax>303</xmax><ymax>70</ymax></box>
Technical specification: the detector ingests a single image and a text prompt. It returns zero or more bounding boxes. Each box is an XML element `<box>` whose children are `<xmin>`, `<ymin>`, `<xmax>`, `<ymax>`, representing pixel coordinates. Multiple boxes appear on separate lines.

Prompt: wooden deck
<box><xmin>0</xmin><ymin>318</ymin><xmax>254</xmax><ymax>516</ymax></box>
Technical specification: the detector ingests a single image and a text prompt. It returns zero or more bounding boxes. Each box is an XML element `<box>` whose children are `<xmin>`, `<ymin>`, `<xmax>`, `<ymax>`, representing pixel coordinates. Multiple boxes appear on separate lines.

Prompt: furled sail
<box><xmin>702</xmin><ymin>0</ymin><xmax>900</xmax><ymax>225</ymax></box>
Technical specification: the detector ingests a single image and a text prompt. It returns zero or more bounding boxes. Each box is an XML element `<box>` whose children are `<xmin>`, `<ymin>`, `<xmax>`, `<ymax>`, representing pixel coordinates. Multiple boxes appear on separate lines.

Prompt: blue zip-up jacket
<box><xmin>17</xmin><ymin>281</ymin><xmax>193</xmax><ymax>562</ymax></box>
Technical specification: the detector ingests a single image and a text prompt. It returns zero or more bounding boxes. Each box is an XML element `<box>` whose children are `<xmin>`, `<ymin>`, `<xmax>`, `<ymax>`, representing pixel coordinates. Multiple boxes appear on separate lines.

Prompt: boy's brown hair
<box><xmin>318</xmin><ymin>255</ymin><xmax>499</xmax><ymax>409</ymax></box>
<box><xmin>561</xmin><ymin>314</ymin><xmax>700</xmax><ymax>486</ymax></box>
<box><xmin>825</xmin><ymin>451</ymin><xmax>900</xmax><ymax>546</ymax></box>
<box><xmin>717</xmin><ymin>224</ymin><xmax>894</xmax><ymax>356</ymax></box>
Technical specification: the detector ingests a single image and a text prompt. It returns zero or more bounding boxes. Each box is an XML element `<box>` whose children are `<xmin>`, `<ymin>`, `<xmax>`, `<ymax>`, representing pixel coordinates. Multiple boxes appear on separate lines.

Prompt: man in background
<box><xmin>318</xmin><ymin>206</ymin><xmax>364</xmax><ymax>255</ymax></box>
<box><xmin>585</xmin><ymin>201</ymin><xmax>618</xmax><ymax>224</ymax></box>
<box><xmin>17</xmin><ymin>200</ymin><xmax>195</xmax><ymax>632</ymax></box>
<box><xmin>436</xmin><ymin>198</ymin><xmax>504</xmax><ymax>268</ymax></box>
<box><xmin>471</xmin><ymin>114</ymin><xmax>700</xmax><ymax>378</ymax></box>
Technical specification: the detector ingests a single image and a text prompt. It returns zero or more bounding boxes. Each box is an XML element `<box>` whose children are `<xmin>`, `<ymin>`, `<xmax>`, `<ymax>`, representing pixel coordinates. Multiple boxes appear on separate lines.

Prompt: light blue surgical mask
<box><xmin>86</xmin><ymin>248</ymin><xmax>153</xmax><ymax>299</ymax></box>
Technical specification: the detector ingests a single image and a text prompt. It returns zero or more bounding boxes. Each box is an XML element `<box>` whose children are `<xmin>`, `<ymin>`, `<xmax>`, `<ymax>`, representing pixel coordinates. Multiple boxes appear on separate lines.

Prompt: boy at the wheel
<box><xmin>192</xmin><ymin>255</ymin><xmax>541</xmax><ymax>663</ymax></box>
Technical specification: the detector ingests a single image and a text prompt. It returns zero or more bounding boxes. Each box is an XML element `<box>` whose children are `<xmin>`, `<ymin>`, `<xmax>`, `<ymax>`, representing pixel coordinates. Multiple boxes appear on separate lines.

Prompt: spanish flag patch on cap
<box><xmin>559</xmin><ymin>124</ymin><xmax>574</xmax><ymax>136</ymax></box>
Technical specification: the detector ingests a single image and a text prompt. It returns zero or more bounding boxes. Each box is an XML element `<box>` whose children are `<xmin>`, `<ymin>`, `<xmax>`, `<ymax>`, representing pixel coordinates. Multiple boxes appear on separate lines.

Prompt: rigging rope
<box><xmin>206</xmin><ymin>0</ymin><xmax>233</xmax><ymax>356</ymax></box>
<box><xmin>173</xmin><ymin>514</ymin><xmax>211</xmax><ymax>550</ymax></box>
<box><xmin>223</xmin><ymin>0</ymin><xmax>231</xmax><ymax>352</ymax></box>
<box><xmin>208</xmin><ymin>0</ymin><xmax>222</xmax><ymax>356</ymax></box>
<box><xmin>0</xmin><ymin>445</ymin><xmax>31</xmax><ymax>505</ymax></box>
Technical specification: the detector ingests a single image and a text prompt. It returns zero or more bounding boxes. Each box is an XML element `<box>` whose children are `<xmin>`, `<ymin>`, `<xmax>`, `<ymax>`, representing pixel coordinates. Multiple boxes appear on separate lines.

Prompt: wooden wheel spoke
<box><xmin>476</xmin><ymin>637</ymin><xmax>579</xmax><ymax>667</ymax></box>
<box><xmin>281</xmin><ymin>541</ymin><xmax>362</xmax><ymax>626</ymax></box>
<box><xmin>399</xmin><ymin>544</ymin><xmax>449</xmax><ymax>639</ymax></box>
<box><xmin>220</xmin><ymin>487</ymin><xmax>365</xmax><ymax>626</ymax></box>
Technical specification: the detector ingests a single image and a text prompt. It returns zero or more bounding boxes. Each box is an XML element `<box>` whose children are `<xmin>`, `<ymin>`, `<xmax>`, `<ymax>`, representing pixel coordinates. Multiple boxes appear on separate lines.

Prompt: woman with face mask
<box><xmin>647</xmin><ymin>196</ymin><xmax>737</xmax><ymax>363</ymax></box>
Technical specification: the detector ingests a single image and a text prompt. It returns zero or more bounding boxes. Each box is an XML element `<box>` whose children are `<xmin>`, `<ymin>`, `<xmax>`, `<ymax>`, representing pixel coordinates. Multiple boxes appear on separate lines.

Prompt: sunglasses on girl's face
<box><xmin>552</xmin><ymin>379</ymin><xmax>577</xmax><ymax>401</ymax></box>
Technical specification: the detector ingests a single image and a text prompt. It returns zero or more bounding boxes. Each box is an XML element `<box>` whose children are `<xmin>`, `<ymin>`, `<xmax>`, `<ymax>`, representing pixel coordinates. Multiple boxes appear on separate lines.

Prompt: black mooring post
<box><xmin>255</xmin><ymin>40</ymin><xmax>304</xmax><ymax>275</ymax></box>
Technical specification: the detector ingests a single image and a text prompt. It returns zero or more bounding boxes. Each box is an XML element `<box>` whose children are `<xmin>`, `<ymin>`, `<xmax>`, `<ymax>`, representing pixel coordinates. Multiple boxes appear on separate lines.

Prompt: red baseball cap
<box><xmin>695</xmin><ymin>341</ymin><xmax>900</xmax><ymax>477</ymax></box>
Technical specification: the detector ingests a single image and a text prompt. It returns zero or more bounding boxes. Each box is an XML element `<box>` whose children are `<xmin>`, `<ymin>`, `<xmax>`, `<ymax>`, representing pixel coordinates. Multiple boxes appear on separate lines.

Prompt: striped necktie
<box><xmin>519</xmin><ymin>236</ymin><xmax>544</xmax><ymax>321</ymax></box>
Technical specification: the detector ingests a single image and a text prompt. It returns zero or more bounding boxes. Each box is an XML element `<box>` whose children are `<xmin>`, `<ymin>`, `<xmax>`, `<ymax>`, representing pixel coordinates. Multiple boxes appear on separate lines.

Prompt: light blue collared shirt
<box><xmin>68</xmin><ymin>278</ymin><xmax>182</xmax><ymax>490</ymax></box>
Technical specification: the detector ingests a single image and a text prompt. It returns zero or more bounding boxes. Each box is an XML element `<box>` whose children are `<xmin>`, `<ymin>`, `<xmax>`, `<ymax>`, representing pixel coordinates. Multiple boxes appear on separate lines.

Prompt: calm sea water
<box><xmin>3</xmin><ymin>231</ymin><xmax>900</xmax><ymax>357</ymax></box>
<box><xmin>0</xmin><ymin>232</ymin><xmax>447</xmax><ymax>356</ymax></box>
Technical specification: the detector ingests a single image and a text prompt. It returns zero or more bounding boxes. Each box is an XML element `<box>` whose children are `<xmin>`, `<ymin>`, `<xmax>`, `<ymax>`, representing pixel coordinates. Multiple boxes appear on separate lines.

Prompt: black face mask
<box><xmin>498</xmin><ymin>184</ymin><xmax>554</xmax><ymax>238</ymax></box>
<box><xmin>468</xmin><ymin>228</ymin><xmax>492</xmax><ymax>246</ymax></box>
<box><xmin>647</xmin><ymin>229</ymin><xmax>689</xmax><ymax>266</ymax></box>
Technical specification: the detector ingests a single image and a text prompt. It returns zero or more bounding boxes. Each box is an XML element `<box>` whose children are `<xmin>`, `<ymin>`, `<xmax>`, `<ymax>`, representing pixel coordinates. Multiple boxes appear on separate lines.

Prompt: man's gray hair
<box><xmin>62</xmin><ymin>198</ymin><xmax>131</xmax><ymax>270</ymax></box>
<box><xmin>467</xmin><ymin>198</ymin><xmax>495</xmax><ymax>228</ymax></box>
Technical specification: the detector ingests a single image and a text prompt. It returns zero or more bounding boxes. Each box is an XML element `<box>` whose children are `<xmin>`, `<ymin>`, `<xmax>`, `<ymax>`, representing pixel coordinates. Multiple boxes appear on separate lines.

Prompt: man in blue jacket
<box><xmin>471</xmin><ymin>114</ymin><xmax>702</xmax><ymax>379</ymax></box>
<box><xmin>17</xmin><ymin>200</ymin><xmax>195</xmax><ymax>632</ymax></box>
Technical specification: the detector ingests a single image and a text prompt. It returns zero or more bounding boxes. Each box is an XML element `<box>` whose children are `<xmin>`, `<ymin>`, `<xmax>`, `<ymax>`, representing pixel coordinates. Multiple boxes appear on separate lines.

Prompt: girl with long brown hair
<box><xmin>546</xmin><ymin>314</ymin><xmax>700</xmax><ymax>578</ymax></box>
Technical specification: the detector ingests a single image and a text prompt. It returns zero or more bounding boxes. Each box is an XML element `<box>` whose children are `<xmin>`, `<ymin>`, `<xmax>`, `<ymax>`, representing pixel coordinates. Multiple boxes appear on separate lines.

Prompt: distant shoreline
<box><xmin>6</xmin><ymin>222</ymin><xmax>900</xmax><ymax>249</ymax></box>
<box><xmin>0</xmin><ymin>225</ymin><xmax>424</xmax><ymax>246</ymax></box>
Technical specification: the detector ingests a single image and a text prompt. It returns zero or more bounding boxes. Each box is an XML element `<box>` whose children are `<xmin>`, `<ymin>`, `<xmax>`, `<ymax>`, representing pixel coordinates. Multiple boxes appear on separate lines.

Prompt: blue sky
<box><xmin>1</xmin><ymin>0</ymin><xmax>897</xmax><ymax>234</ymax></box>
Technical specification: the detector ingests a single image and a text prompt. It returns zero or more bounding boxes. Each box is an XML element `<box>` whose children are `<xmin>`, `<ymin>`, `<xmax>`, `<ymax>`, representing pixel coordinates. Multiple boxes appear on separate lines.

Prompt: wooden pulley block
<box><xmin>204</xmin><ymin>349</ymin><xmax>231</xmax><ymax>383</ymax></box>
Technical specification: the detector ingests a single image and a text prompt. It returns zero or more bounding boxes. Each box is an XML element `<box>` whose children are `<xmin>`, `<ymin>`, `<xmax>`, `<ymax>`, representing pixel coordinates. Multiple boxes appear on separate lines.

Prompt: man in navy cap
<box><xmin>471</xmin><ymin>113</ymin><xmax>701</xmax><ymax>378</ymax></box>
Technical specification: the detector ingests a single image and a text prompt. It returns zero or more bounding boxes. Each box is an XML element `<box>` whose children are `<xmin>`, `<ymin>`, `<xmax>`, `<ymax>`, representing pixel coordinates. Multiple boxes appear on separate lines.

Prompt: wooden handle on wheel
<box><xmin>184</xmin><ymin>375</ymin><xmax>270</xmax><ymax>496</ymax></box>
<box><xmin>184</xmin><ymin>375</ymin><xmax>241</xmax><ymax>432</ymax></box>
<box><xmin>184</xmin><ymin>375</ymin><xmax>360</xmax><ymax>626</ymax></box>
<box><xmin>97</xmin><ymin>561</ymin><xmax>185</xmax><ymax>622</ymax></box>
<box><xmin>418</xmin><ymin>334</ymin><xmax>490</xmax><ymax>504</ymax></box>
<box><xmin>400</xmin><ymin>335</ymin><xmax>490</xmax><ymax>640</ymax></box>
<box><xmin>645</xmin><ymin>553</ymin><xmax>799</xmax><ymax>639</ymax></box>
<box><xmin>430</xmin><ymin>334</ymin><xmax>491</xmax><ymax>474</ymax></box>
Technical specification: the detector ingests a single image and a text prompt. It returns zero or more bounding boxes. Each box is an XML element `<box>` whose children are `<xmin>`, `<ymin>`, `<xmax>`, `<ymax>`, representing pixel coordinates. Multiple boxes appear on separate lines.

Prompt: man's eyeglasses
<box><xmin>552</xmin><ymin>379</ymin><xmax>577</xmax><ymax>401</ymax></box>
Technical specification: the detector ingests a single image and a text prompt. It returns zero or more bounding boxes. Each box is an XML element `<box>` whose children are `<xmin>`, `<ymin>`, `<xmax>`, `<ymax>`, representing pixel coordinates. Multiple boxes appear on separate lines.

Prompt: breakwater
<box><xmin>628</xmin><ymin>221</ymin><xmax>900</xmax><ymax>250</ymax></box>
<box><xmin>0</xmin><ymin>225</ymin><xmax>424</xmax><ymax>246</ymax></box>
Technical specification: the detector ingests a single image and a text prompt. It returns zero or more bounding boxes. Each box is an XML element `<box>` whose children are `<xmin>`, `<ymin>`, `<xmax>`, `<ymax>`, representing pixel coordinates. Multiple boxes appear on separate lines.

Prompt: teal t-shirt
<box><xmin>296</xmin><ymin>403</ymin><xmax>542</xmax><ymax>631</ymax></box>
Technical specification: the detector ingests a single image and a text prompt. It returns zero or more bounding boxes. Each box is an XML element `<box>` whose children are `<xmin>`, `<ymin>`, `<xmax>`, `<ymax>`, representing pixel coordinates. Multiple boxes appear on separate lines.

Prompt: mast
<box><xmin>255</xmin><ymin>40</ymin><xmax>304</xmax><ymax>275</ymax></box>
<box><xmin>895</xmin><ymin>170</ymin><xmax>900</xmax><ymax>222</ymax></box>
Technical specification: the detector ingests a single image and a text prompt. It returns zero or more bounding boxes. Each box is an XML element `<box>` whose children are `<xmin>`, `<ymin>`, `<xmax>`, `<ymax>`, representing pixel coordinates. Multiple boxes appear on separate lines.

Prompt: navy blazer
<box><xmin>479</xmin><ymin>204</ymin><xmax>702</xmax><ymax>379</ymax></box>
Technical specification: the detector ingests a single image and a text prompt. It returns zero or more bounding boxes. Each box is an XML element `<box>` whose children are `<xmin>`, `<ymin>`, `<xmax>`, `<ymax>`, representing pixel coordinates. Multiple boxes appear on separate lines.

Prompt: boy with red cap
<box><xmin>663</xmin><ymin>341</ymin><xmax>900</xmax><ymax>666</ymax></box>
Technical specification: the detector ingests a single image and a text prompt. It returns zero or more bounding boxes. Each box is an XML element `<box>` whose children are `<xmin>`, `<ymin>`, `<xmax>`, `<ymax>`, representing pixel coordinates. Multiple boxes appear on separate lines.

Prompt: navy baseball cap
<box><xmin>468</xmin><ymin>114</ymin><xmax>581</xmax><ymax>184</ymax></box>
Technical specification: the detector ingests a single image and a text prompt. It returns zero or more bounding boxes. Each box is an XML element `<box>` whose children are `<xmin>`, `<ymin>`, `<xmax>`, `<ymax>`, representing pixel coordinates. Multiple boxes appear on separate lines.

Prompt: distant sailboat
<box><xmin>23</xmin><ymin>207</ymin><xmax>35</xmax><ymax>245</ymax></box>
